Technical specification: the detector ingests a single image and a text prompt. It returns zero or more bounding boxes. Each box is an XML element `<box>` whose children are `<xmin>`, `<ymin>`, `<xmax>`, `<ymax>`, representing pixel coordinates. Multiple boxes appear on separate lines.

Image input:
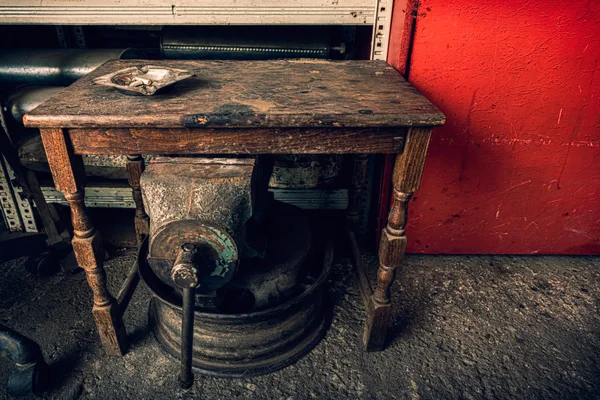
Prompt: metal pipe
<box><xmin>117</xmin><ymin>260</ymin><xmax>140</xmax><ymax>315</ymax></box>
<box><xmin>179</xmin><ymin>287</ymin><xmax>195</xmax><ymax>389</ymax></box>
<box><xmin>171</xmin><ymin>243</ymin><xmax>200</xmax><ymax>389</ymax></box>
<box><xmin>0</xmin><ymin>48</ymin><xmax>142</xmax><ymax>86</ymax></box>
<box><xmin>5</xmin><ymin>86</ymin><xmax>64</xmax><ymax>124</ymax></box>
<box><xmin>0</xmin><ymin>324</ymin><xmax>43</xmax><ymax>364</ymax></box>
<box><xmin>161</xmin><ymin>26</ymin><xmax>333</xmax><ymax>60</ymax></box>
<box><xmin>0</xmin><ymin>324</ymin><xmax>48</xmax><ymax>396</ymax></box>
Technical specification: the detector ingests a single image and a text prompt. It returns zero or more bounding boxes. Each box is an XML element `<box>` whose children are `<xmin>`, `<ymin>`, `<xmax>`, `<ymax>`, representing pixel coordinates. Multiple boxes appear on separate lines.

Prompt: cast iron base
<box><xmin>139</xmin><ymin>202</ymin><xmax>333</xmax><ymax>377</ymax></box>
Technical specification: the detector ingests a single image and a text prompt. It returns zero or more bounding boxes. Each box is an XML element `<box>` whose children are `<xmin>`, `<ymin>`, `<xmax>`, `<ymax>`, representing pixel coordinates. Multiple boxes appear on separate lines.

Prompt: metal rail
<box><xmin>0</xmin><ymin>1</ymin><xmax>375</xmax><ymax>25</ymax></box>
<box><xmin>41</xmin><ymin>185</ymin><xmax>349</xmax><ymax>210</ymax></box>
<box><xmin>0</xmin><ymin>156</ymin><xmax>23</xmax><ymax>232</ymax></box>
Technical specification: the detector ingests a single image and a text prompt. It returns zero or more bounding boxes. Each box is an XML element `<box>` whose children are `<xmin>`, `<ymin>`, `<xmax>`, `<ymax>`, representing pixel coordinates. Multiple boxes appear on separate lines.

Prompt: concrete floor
<box><xmin>0</xmin><ymin>244</ymin><xmax>599</xmax><ymax>399</ymax></box>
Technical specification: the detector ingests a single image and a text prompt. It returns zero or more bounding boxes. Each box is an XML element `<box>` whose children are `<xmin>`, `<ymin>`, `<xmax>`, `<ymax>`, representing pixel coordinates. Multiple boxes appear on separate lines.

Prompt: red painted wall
<box><xmin>388</xmin><ymin>0</ymin><xmax>600</xmax><ymax>254</ymax></box>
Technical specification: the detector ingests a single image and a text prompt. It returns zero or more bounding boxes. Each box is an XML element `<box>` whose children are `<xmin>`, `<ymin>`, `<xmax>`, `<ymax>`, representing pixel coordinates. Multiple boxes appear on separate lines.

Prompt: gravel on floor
<box><xmin>0</xmin><ymin>247</ymin><xmax>598</xmax><ymax>400</ymax></box>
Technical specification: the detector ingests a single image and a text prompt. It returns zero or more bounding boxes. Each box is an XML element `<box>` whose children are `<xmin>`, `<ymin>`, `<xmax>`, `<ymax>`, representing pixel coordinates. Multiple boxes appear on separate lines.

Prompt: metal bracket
<box><xmin>0</xmin><ymin>157</ymin><xmax>38</xmax><ymax>233</ymax></box>
<box><xmin>41</xmin><ymin>184</ymin><xmax>348</xmax><ymax>210</ymax></box>
<box><xmin>0</xmin><ymin>156</ymin><xmax>23</xmax><ymax>232</ymax></box>
<box><xmin>55</xmin><ymin>26</ymin><xmax>68</xmax><ymax>48</ymax></box>
<box><xmin>0</xmin><ymin>99</ymin><xmax>38</xmax><ymax>233</ymax></box>
<box><xmin>73</xmin><ymin>26</ymin><xmax>87</xmax><ymax>48</ymax></box>
<box><xmin>8</xmin><ymin>164</ymin><xmax>37</xmax><ymax>233</ymax></box>
<box><xmin>370</xmin><ymin>0</ymin><xmax>394</xmax><ymax>60</ymax></box>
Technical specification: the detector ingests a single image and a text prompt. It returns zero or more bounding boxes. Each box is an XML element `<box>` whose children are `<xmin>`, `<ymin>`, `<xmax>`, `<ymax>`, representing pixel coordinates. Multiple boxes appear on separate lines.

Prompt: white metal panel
<box><xmin>0</xmin><ymin>0</ymin><xmax>375</xmax><ymax>25</ymax></box>
<box><xmin>5</xmin><ymin>164</ymin><xmax>38</xmax><ymax>232</ymax></box>
<box><xmin>0</xmin><ymin>156</ymin><xmax>23</xmax><ymax>231</ymax></box>
<box><xmin>370</xmin><ymin>0</ymin><xmax>393</xmax><ymax>60</ymax></box>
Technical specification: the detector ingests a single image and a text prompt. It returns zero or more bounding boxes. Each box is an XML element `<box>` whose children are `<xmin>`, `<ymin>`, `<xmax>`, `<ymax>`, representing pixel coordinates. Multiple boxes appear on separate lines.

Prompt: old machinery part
<box><xmin>171</xmin><ymin>243</ymin><xmax>203</xmax><ymax>389</ymax></box>
<box><xmin>0</xmin><ymin>3</ymin><xmax>375</xmax><ymax>25</ymax></box>
<box><xmin>139</xmin><ymin>201</ymin><xmax>333</xmax><ymax>377</ymax></box>
<box><xmin>171</xmin><ymin>243</ymin><xmax>202</xmax><ymax>290</ymax></box>
<box><xmin>148</xmin><ymin>220</ymin><xmax>238</xmax><ymax>295</ymax></box>
<box><xmin>228</xmin><ymin>201</ymin><xmax>312</xmax><ymax>310</ymax></box>
<box><xmin>161</xmin><ymin>26</ymin><xmax>345</xmax><ymax>60</ymax></box>
<box><xmin>141</xmin><ymin>157</ymin><xmax>260</xmax><ymax>387</ymax></box>
<box><xmin>0</xmin><ymin>325</ymin><xmax>48</xmax><ymax>396</ymax></box>
<box><xmin>179</xmin><ymin>285</ymin><xmax>195</xmax><ymax>389</ymax></box>
<box><xmin>269</xmin><ymin>155</ymin><xmax>344</xmax><ymax>189</ymax></box>
<box><xmin>0</xmin><ymin>155</ymin><xmax>22</xmax><ymax>232</ymax></box>
<box><xmin>370</xmin><ymin>0</ymin><xmax>393</xmax><ymax>60</ymax></box>
<box><xmin>141</xmin><ymin>157</ymin><xmax>255</xmax><ymax>248</ymax></box>
<box><xmin>139</xmin><ymin>155</ymin><xmax>332</xmax><ymax>378</ymax></box>
<box><xmin>0</xmin><ymin>230</ymin><xmax>59</xmax><ymax>276</ymax></box>
<box><xmin>4</xmin><ymin>86</ymin><xmax>63</xmax><ymax>125</ymax></box>
<box><xmin>0</xmin><ymin>153</ymin><xmax>37</xmax><ymax>233</ymax></box>
<box><xmin>142</xmin><ymin>157</ymin><xmax>256</xmax><ymax>298</ymax></box>
<box><xmin>0</xmin><ymin>48</ymin><xmax>141</xmax><ymax>87</ymax></box>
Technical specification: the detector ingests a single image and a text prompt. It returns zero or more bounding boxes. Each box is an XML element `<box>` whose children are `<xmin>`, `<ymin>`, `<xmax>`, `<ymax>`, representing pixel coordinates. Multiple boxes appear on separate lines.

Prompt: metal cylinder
<box><xmin>269</xmin><ymin>155</ymin><xmax>344</xmax><ymax>189</ymax></box>
<box><xmin>179</xmin><ymin>287</ymin><xmax>195</xmax><ymax>389</ymax></box>
<box><xmin>0</xmin><ymin>48</ymin><xmax>141</xmax><ymax>86</ymax></box>
<box><xmin>146</xmin><ymin>248</ymin><xmax>331</xmax><ymax>378</ymax></box>
<box><xmin>161</xmin><ymin>26</ymin><xmax>331</xmax><ymax>60</ymax></box>
<box><xmin>5</xmin><ymin>86</ymin><xmax>64</xmax><ymax>124</ymax></box>
<box><xmin>139</xmin><ymin>202</ymin><xmax>333</xmax><ymax>377</ymax></box>
<box><xmin>0</xmin><ymin>325</ymin><xmax>48</xmax><ymax>396</ymax></box>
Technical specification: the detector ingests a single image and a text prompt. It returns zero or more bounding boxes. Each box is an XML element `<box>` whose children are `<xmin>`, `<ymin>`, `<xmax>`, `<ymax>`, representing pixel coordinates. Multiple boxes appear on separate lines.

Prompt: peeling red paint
<box><xmin>388</xmin><ymin>0</ymin><xmax>600</xmax><ymax>254</ymax></box>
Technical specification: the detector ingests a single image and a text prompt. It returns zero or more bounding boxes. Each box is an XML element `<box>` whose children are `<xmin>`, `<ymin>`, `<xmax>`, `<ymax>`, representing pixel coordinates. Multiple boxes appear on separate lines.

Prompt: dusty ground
<box><xmin>0</xmin><ymin>236</ymin><xmax>598</xmax><ymax>399</ymax></box>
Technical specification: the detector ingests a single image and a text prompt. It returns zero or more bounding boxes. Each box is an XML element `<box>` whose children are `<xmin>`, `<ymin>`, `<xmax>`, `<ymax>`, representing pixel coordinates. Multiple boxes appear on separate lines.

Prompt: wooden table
<box><xmin>24</xmin><ymin>59</ymin><xmax>444</xmax><ymax>355</ymax></box>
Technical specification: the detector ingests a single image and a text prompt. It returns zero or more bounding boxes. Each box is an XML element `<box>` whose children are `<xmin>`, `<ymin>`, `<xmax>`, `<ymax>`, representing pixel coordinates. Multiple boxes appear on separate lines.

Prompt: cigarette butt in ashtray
<box><xmin>130</xmin><ymin>77</ymin><xmax>154</xmax><ymax>87</ymax></box>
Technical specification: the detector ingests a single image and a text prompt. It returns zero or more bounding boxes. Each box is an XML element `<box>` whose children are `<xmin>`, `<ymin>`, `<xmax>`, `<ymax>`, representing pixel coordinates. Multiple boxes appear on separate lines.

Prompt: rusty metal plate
<box><xmin>148</xmin><ymin>219</ymin><xmax>238</xmax><ymax>294</ymax></box>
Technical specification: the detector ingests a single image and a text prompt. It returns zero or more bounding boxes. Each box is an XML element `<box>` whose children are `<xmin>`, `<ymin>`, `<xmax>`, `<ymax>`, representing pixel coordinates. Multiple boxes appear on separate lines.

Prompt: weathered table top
<box><xmin>24</xmin><ymin>59</ymin><xmax>444</xmax><ymax>129</ymax></box>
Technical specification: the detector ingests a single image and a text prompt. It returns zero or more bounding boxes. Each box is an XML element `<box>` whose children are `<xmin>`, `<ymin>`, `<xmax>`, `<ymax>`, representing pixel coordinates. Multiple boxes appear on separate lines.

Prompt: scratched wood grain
<box><xmin>23</xmin><ymin>59</ymin><xmax>445</xmax><ymax>129</ymax></box>
<box><xmin>66</xmin><ymin>127</ymin><xmax>407</xmax><ymax>154</ymax></box>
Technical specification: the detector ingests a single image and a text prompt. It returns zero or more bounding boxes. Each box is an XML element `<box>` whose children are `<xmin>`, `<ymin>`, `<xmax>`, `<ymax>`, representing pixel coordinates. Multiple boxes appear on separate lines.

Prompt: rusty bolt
<box><xmin>171</xmin><ymin>265</ymin><xmax>199</xmax><ymax>289</ymax></box>
<box><xmin>182</xmin><ymin>243</ymin><xmax>196</xmax><ymax>252</ymax></box>
<box><xmin>171</xmin><ymin>243</ymin><xmax>200</xmax><ymax>289</ymax></box>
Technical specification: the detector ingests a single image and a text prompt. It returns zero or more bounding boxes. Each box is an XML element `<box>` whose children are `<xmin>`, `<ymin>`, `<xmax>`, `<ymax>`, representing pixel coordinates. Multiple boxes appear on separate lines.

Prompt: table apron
<box><xmin>64</xmin><ymin>127</ymin><xmax>410</xmax><ymax>155</ymax></box>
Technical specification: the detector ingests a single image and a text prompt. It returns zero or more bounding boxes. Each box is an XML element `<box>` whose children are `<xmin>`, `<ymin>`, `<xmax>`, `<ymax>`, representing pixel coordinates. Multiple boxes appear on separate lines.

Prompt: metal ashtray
<box><xmin>92</xmin><ymin>65</ymin><xmax>195</xmax><ymax>96</ymax></box>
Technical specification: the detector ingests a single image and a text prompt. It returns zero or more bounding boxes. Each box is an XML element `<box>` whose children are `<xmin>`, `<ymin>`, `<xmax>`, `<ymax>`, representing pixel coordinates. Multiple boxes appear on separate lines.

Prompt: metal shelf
<box><xmin>41</xmin><ymin>184</ymin><xmax>349</xmax><ymax>211</ymax></box>
<box><xmin>0</xmin><ymin>0</ymin><xmax>393</xmax><ymax>60</ymax></box>
<box><xmin>0</xmin><ymin>0</ymin><xmax>376</xmax><ymax>26</ymax></box>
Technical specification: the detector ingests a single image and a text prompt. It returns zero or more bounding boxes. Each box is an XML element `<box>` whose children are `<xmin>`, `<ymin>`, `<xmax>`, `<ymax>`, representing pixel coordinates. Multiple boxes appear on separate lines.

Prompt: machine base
<box><xmin>148</xmin><ymin>291</ymin><xmax>330</xmax><ymax>378</ymax></box>
<box><xmin>139</xmin><ymin>202</ymin><xmax>333</xmax><ymax>377</ymax></box>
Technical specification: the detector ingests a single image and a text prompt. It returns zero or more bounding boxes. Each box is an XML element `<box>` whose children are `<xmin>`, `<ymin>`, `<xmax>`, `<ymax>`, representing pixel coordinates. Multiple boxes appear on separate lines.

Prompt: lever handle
<box><xmin>171</xmin><ymin>243</ymin><xmax>200</xmax><ymax>389</ymax></box>
<box><xmin>179</xmin><ymin>286</ymin><xmax>195</xmax><ymax>389</ymax></box>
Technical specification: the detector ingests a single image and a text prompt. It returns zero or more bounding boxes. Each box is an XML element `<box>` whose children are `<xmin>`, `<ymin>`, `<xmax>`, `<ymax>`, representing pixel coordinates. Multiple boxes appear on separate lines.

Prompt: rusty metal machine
<box><xmin>137</xmin><ymin>156</ymin><xmax>332</xmax><ymax>386</ymax></box>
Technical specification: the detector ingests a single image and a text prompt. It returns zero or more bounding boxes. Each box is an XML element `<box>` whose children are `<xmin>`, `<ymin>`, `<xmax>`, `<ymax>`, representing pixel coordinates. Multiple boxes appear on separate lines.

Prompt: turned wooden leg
<box><xmin>126</xmin><ymin>155</ymin><xmax>149</xmax><ymax>246</ymax></box>
<box><xmin>40</xmin><ymin>128</ymin><xmax>128</xmax><ymax>356</ymax></box>
<box><xmin>363</xmin><ymin>127</ymin><xmax>432</xmax><ymax>351</ymax></box>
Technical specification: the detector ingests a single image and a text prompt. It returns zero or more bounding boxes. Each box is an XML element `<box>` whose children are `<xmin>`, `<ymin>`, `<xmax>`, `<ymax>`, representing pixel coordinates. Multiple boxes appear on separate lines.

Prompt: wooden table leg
<box><xmin>363</xmin><ymin>127</ymin><xmax>432</xmax><ymax>351</ymax></box>
<box><xmin>114</xmin><ymin>155</ymin><xmax>150</xmax><ymax>315</ymax></box>
<box><xmin>126</xmin><ymin>155</ymin><xmax>149</xmax><ymax>246</ymax></box>
<box><xmin>40</xmin><ymin>128</ymin><xmax>128</xmax><ymax>356</ymax></box>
